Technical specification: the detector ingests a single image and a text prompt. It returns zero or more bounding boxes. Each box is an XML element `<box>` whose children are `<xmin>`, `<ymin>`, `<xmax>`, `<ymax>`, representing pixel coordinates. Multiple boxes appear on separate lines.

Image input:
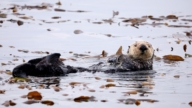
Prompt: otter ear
<box><xmin>127</xmin><ymin>46</ymin><xmax>130</xmax><ymax>54</ymax></box>
<box><xmin>116</xmin><ymin>46</ymin><xmax>122</xmax><ymax>55</ymax></box>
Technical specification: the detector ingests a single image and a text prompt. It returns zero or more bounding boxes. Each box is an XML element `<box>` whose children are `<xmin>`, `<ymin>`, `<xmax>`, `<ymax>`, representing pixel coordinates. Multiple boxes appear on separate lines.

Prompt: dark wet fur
<box><xmin>116</xmin><ymin>54</ymin><xmax>153</xmax><ymax>71</ymax></box>
<box><xmin>12</xmin><ymin>52</ymin><xmax>154</xmax><ymax>78</ymax></box>
<box><xmin>90</xmin><ymin>54</ymin><xmax>154</xmax><ymax>73</ymax></box>
<box><xmin>12</xmin><ymin>53</ymin><xmax>88</xmax><ymax>78</ymax></box>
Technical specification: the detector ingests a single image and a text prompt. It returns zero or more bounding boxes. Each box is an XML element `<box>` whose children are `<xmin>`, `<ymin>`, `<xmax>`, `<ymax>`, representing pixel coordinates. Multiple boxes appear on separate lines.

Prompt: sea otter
<box><xmin>12</xmin><ymin>41</ymin><xmax>154</xmax><ymax>78</ymax></box>
<box><xmin>89</xmin><ymin>41</ymin><xmax>154</xmax><ymax>72</ymax></box>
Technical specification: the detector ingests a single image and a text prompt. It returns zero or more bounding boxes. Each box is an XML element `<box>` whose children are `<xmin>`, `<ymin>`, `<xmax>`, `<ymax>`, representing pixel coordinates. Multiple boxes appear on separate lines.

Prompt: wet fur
<box><xmin>12</xmin><ymin>41</ymin><xmax>154</xmax><ymax>77</ymax></box>
<box><xmin>92</xmin><ymin>41</ymin><xmax>154</xmax><ymax>72</ymax></box>
<box><xmin>116</xmin><ymin>41</ymin><xmax>154</xmax><ymax>71</ymax></box>
<box><xmin>12</xmin><ymin>53</ymin><xmax>77</xmax><ymax>77</ymax></box>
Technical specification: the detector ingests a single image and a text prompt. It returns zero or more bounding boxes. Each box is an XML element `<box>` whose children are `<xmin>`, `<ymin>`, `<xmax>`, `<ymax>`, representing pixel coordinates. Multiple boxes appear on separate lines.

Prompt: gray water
<box><xmin>0</xmin><ymin>0</ymin><xmax>192</xmax><ymax>108</ymax></box>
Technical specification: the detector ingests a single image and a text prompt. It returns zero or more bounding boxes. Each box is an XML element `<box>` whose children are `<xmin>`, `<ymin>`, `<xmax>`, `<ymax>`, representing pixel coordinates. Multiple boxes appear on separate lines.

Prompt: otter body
<box><xmin>119</xmin><ymin>56</ymin><xmax>153</xmax><ymax>71</ymax></box>
<box><xmin>107</xmin><ymin>54</ymin><xmax>153</xmax><ymax>72</ymax></box>
<box><xmin>12</xmin><ymin>53</ymin><xmax>78</xmax><ymax>78</ymax></box>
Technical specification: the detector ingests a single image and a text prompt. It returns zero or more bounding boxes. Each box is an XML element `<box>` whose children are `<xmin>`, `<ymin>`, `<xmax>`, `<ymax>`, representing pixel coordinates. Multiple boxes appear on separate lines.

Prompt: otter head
<box><xmin>127</xmin><ymin>41</ymin><xmax>154</xmax><ymax>60</ymax></box>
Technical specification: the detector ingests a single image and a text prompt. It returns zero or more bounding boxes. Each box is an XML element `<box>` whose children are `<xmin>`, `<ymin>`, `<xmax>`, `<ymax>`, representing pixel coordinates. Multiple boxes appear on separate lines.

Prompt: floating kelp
<box><xmin>19</xmin><ymin>16</ymin><xmax>33</xmax><ymax>20</ymax></box>
<box><xmin>41</xmin><ymin>100</ymin><xmax>54</xmax><ymax>106</ymax></box>
<box><xmin>174</xmin><ymin>75</ymin><xmax>180</xmax><ymax>78</ymax></box>
<box><xmin>18</xmin><ymin>49</ymin><xmax>29</xmax><ymax>53</ymax></box>
<box><xmin>166</xmin><ymin>15</ymin><xmax>178</xmax><ymax>19</ymax></box>
<box><xmin>74</xmin><ymin>96</ymin><xmax>96</xmax><ymax>102</ymax></box>
<box><xmin>183</xmin><ymin>44</ymin><xmax>187</xmax><ymax>52</ymax></box>
<box><xmin>118</xmin><ymin>98</ymin><xmax>158</xmax><ymax>105</ymax></box>
<box><xmin>105</xmin><ymin>83</ymin><xmax>116</xmax><ymax>88</ymax></box>
<box><xmin>74</xmin><ymin>30</ymin><xmax>83</xmax><ymax>34</ymax></box>
<box><xmin>69</xmin><ymin>82</ymin><xmax>82</xmax><ymax>86</ymax></box>
<box><xmin>20</xmin><ymin>3</ymin><xmax>53</xmax><ymax>10</ymax></box>
<box><xmin>23</xmin><ymin>100</ymin><xmax>40</xmax><ymax>105</ymax></box>
<box><xmin>17</xmin><ymin>20</ymin><xmax>24</xmax><ymax>26</ymax></box>
<box><xmin>122</xmin><ymin>90</ymin><xmax>137</xmax><ymax>95</ymax></box>
<box><xmin>52</xmin><ymin>16</ymin><xmax>61</xmax><ymax>19</ymax></box>
<box><xmin>189</xmin><ymin>102</ymin><xmax>192</xmax><ymax>106</ymax></box>
<box><xmin>0</xmin><ymin>13</ymin><xmax>7</xmax><ymax>18</ymax></box>
<box><xmin>189</xmin><ymin>40</ymin><xmax>192</xmax><ymax>45</ymax></box>
<box><xmin>2</xmin><ymin>100</ymin><xmax>16</xmax><ymax>107</ymax></box>
<box><xmin>113</xmin><ymin>11</ymin><xmax>119</xmax><ymax>17</ymax></box>
<box><xmin>67</xmin><ymin>10</ymin><xmax>88</xmax><ymax>12</ymax></box>
<box><xmin>54</xmin><ymin>8</ymin><xmax>66</xmax><ymax>12</ymax></box>
<box><xmin>185</xmin><ymin>53</ymin><xmax>192</xmax><ymax>58</ymax></box>
<box><xmin>92</xmin><ymin>22</ymin><xmax>103</xmax><ymax>24</ymax></box>
<box><xmin>181</xmin><ymin>19</ymin><xmax>192</xmax><ymax>22</ymax></box>
<box><xmin>88</xmin><ymin>89</ymin><xmax>96</xmax><ymax>92</ymax></box>
<box><xmin>163</xmin><ymin>55</ymin><xmax>184</xmax><ymax>61</ymax></box>
<box><xmin>0</xmin><ymin>90</ymin><xmax>5</xmax><ymax>94</ymax></box>
<box><xmin>95</xmin><ymin>77</ymin><xmax>101</xmax><ymax>80</ymax></box>
<box><xmin>106</xmin><ymin>78</ymin><xmax>114</xmax><ymax>82</ymax></box>
<box><xmin>31</xmin><ymin>51</ymin><xmax>49</xmax><ymax>54</ymax></box>
<box><xmin>56</xmin><ymin>1</ymin><xmax>62</xmax><ymax>5</ymax></box>
<box><xmin>168</xmin><ymin>25</ymin><xmax>192</xmax><ymax>28</ymax></box>
<box><xmin>27</xmin><ymin>91</ymin><xmax>42</xmax><ymax>100</ymax></box>
<box><xmin>184</xmin><ymin>32</ymin><xmax>191</xmax><ymax>36</ymax></box>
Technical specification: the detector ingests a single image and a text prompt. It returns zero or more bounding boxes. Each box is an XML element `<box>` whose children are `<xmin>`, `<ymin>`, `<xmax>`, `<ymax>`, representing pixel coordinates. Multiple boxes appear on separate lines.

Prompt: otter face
<box><xmin>127</xmin><ymin>41</ymin><xmax>154</xmax><ymax>60</ymax></box>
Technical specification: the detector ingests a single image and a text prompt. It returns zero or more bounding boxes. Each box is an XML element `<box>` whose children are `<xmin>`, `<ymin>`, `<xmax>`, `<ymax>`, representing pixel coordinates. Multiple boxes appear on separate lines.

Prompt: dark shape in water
<box><xmin>67</xmin><ymin>10</ymin><xmax>88</xmax><ymax>13</ymax></box>
<box><xmin>168</xmin><ymin>25</ymin><xmax>192</xmax><ymax>28</ymax></box>
<box><xmin>54</xmin><ymin>8</ymin><xmax>66</xmax><ymax>12</ymax></box>
<box><xmin>171</xmin><ymin>47</ymin><xmax>173</xmax><ymax>51</ymax></box>
<box><xmin>0</xmin><ymin>13</ymin><xmax>7</xmax><ymax>18</ymax></box>
<box><xmin>12</xmin><ymin>53</ymin><xmax>87</xmax><ymax>78</ymax></box>
<box><xmin>21</xmin><ymin>4</ymin><xmax>51</xmax><ymax>10</ymax></box>
<box><xmin>184</xmin><ymin>32</ymin><xmax>192</xmax><ymax>36</ymax></box>
<box><xmin>166</xmin><ymin>15</ymin><xmax>178</xmax><ymax>19</ymax></box>
<box><xmin>17</xmin><ymin>20</ymin><xmax>24</xmax><ymax>26</ymax></box>
<box><xmin>181</xmin><ymin>19</ymin><xmax>192</xmax><ymax>22</ymax></box>
<box><xmin>149</xmin><ymin>17</ymin><xmax>163</xmax><ymax>21</ymax></box>
<box><xmin>52</xmin><ymin>16</ymin><xmax>61</xmax><ymax>19</ymax></box>
<box><xmin>183</xmin><ymin>44</ymin><xmax>187</xmax><ymax>52</ymax></box>
<box><xmin>92</xmin><ymin>22</ymin><xmax>103</xmax><ymax>24</ymax></box>
<box><xmin>74</xmin><ymin>30</ymin><xmax>83</xmax><ymax>34</ymax></box>
<box><xmin>113</xmin><ymin>11</ymin><xmax>119</xmax><ymax>18</ymax></box>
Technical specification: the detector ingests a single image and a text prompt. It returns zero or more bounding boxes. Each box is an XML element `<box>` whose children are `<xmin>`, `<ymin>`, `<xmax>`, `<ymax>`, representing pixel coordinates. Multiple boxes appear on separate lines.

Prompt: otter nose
<box><xmin>139</xmin><ymin>44</ymin><xmax>147</xmax><ymax>52</ymax></box>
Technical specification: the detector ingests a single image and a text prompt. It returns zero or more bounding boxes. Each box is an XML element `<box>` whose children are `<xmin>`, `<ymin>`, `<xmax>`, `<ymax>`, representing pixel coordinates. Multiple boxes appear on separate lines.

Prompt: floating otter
<box><xmin>89</xmin><ymin>41</ymin><xmax>154</xmax><ymax>72</ymax></box>
<box><xmin>12</xmin><ymin>41</ymin><xmax>154</xmax><ymax>78</ymax></box>
<box><xmin>12</xmin><ymin>53</ymin><xmax>86</xmax><ymax>78</ymax></box>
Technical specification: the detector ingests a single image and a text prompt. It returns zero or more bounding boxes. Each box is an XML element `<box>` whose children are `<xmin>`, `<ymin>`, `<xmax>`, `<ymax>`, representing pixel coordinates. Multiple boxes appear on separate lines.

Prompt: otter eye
<box><xmin>148</xmin><ymin>45</ymin><xmax>151</xmax><ymax>48</ymax></box>
<box><xmin>134</xmin><ymin>44</ymin><xmax>137</xmax><ymax>47</ymax></box>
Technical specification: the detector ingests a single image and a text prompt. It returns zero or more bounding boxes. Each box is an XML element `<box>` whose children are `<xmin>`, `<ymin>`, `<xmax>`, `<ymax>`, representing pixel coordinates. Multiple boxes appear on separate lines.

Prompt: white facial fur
<box><xmin>127</xmin><ymin>41</ymin><xmax>154</xmax><ymax>60</ymax></box>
